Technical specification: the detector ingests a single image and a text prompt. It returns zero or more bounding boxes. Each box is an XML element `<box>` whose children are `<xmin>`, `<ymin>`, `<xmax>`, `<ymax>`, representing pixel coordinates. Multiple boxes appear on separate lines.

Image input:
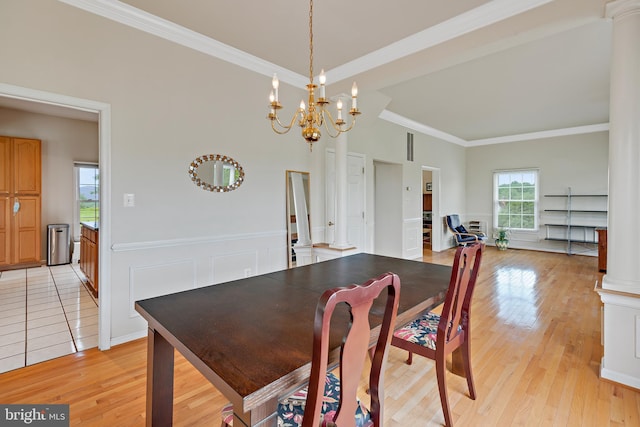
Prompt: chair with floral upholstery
<box><xmin>391</xmin><ymin>243</ymin><xmax>483</xmax><ymax>427</ymax></box>
<box><xmin>221</xmin><ymin>272</ymin><xmax>401</xmax><ymax>427</ymax></box>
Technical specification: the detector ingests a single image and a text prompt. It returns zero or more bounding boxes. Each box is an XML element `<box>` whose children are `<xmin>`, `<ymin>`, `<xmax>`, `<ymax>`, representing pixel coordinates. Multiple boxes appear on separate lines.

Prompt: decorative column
<box><xmin>597</xmin><ymin>0</ymin><xmax>640</xmax><ymax>389</ymax></box>
<box><xmin>330</xmin><ymin>132</ymin><xmax>351</xmax><ymax>249</ymax></box>
<box><xmin>605</xmin><ymin>0</ymin><xmax>640</xmax><ymax>292</ymax></box>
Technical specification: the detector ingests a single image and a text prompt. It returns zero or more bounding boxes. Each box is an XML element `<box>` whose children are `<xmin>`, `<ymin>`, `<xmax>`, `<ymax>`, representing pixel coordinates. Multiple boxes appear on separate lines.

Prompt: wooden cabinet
<box><xmin>80</xmin><ymin>223</ymin><xmax>99</xmax><ymax>296</ymax></box>
<box><xmin>597</xmin><ymin>228</ymin><xmax>607</xmax><ymax>272</ymax></box>
<box><xmin>0</xmin><ymin>136</ymin><xmax>41</xmax><ymax>270</ymax></box>
<box><xmin>423</xmin><ymin>193</ymin><xmax>432</xmax><ymax>211</ymax></box>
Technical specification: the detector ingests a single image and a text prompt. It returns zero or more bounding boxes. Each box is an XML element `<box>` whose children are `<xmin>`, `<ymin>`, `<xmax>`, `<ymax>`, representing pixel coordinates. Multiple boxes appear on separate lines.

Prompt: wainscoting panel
<box><xmin>212</xmin><ymin>251</ymin><xmax>258</xmax><ymax>284</ymax></box>
<box><xmin>110</xmin><ymin>230</ymin><xmax>287</xmax><ymax>344</ymax></box>
<box><xmin>403</xmin><ymin>218</ymin><xmax>422</xmax><ymax>259</ymax></box>
<box><xmin>128</xmin><ymin>259</ymin><xmax>196</xmax><ymax>318</ymax></box>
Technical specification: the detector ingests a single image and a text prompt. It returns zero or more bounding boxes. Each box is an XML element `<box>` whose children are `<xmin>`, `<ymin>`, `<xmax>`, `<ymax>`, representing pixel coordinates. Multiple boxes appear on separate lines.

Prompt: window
<box><xmin>494</xmin><ymin>169</ymin><xmax>538</xmax><ymax>230</ymax></box>
<box><xmin>75</xmin><ymin>164</ymin><xmax>99</xmax><ymax>239</ymax></box>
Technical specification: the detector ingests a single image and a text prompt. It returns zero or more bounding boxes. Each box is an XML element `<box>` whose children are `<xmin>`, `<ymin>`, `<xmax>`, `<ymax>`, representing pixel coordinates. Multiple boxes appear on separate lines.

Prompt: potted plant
<box><xmin>494</xmin><ymin>227</ymin><xmax>511</xmax><ymax>250</ymax></box>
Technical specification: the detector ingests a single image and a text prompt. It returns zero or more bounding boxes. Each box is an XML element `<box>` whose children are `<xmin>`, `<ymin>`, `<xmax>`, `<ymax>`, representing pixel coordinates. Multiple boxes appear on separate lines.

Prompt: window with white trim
<box><xmin>74</xmin><ymin>163</ymin><xmax>99</xmax><ymax>240</ymax></box>
<box><xmin>493</xmin><ymin>169</ymin><xmax>538</xmax><ymax>230</ymax></box>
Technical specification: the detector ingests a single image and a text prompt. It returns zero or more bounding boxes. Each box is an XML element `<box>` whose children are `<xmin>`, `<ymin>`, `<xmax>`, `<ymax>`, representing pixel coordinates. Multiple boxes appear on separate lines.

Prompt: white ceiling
<box><xmin>2</xmin><ymin>0</ymin><xmax>612</xmax><ymax>145</ymax></box>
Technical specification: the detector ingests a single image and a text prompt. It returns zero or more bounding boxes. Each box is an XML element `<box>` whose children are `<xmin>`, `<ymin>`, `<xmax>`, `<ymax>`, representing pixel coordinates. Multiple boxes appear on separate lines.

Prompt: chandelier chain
<box><xmin>266</xmin><ymin>0</ymin><xmax>360</xmax><ymax>149</ymax></box>
<box><xmin>309</xmin><ymin>0</ymin><xmax>314</xmax><ymax>85</ymax></box>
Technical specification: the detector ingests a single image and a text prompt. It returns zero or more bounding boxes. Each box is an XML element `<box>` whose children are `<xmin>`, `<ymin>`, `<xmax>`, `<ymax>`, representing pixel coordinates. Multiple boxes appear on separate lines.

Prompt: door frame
<box><xmin>0</xmin><ymin>83</ymin><xmax>112</xmax><ymax>350</ymax></box>
<box><xmin>422</xmin><ymin>166</ymin><xmax>442</xmax><ymax>252</ymax></box>
<box><xmin>325</xmin><ymin>149</ymin><xmax>366</xmax><ymax>251</ymax></box>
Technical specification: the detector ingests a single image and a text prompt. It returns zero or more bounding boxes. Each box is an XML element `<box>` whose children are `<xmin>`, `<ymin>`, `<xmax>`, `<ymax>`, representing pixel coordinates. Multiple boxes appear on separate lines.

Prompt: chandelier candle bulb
<box><xmin>319</xmin><ymin>69</ymin><xmax>326</xmax><ymax>99</ymax></box>
<box><xmin>272</xmin><ymin>74</ymin><xmax>279</xmax><ymax>102</ymax></box>
<box><xmin>351</xmin><ymin>82</ymin><xmax>358</xmax><ymax>110</ymax></box>
<box><xmin>337</xmin><ymin>99</ymin><xmax>343</xmax><ymax>121</ymax></box>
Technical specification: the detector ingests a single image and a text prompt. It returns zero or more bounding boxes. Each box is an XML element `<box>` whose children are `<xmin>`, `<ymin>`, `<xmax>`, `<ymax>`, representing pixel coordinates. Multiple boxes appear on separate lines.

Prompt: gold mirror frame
<box><xmin>188</xmin><ymin>154</ymin><xmax>245</xmax><ymax>192</ymax></box>
<box><xmin>286</xmin><ymin>171</ymin><xmax>311</xmax><ymax>268</ymax></box>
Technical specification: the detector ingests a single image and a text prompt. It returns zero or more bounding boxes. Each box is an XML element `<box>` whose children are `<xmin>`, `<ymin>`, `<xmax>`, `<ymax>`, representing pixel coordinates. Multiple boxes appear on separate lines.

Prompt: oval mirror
<box><xmin>188</xmin><ymin>154</ymin><xmax>245</xmax><ymax>192</ymax></box>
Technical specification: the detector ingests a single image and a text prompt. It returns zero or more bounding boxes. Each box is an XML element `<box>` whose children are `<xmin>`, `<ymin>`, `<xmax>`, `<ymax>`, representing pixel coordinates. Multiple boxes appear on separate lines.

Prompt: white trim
<box><xmin>600</xmin><ymin>362</ymin><xmax>640</xmax><ymax>390</ymax></box>
<box><xmin>467</xmin><ymin>123</ymin><xmax>610</xmax><ymax>146</ymax></box>
<box><xmin>57</xmin><ymin>0</ymin><xmax>307</xmax><ymax>88</ymax></box>
<box><xmin>598</xmin><ymin>289</ymin><xmax>640</xmax><ymax>310</ymax></box>
<box><xmin>58</xmin><ymin>0</ymin><xmax>609</xmax><ymax>147</ymax></box>
<box><xmin>110</xmin><ymin>329</ymin><xmax>147</xmax><ymax>347</ymax></box>
<box><xmin>58</xmin><ymin>0</ymin><xmax>551</xmax><ymax>87</ymax></box>
<box><xmin>328</xmin><ymin>0</ymin><xmax>553</xmax><ymax>83</ymax></box>
<box><xmin>112</xmin><ymin>230</ymin><xmax>286</xmax><ymax>252</ymax></box>
<box><xmin>379</xmin><ymin>110</ymin><xmax>467</xmax><ymax>145</ymax></box>
<box><xmin>0</xmin><ymin>83</ymin><xmax>113</xmax><ymax>351</ymax></box>
<box><xmin>606</xmin><ymin>0</ymin><xmax>640</xmax><ymax>19</ymax></box>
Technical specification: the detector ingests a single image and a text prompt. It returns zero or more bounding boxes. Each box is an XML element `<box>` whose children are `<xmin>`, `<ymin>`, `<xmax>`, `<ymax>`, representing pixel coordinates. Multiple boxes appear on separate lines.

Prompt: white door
<box><xmin>325</xmin><ymin>150</ymin><xmax>365</xmax><ymax>251</ymax></box>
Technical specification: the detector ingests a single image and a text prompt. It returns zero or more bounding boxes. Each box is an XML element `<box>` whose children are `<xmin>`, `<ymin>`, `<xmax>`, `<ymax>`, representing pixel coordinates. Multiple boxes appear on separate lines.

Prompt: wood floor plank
<box><xmin>0</xmin><ymin>247</ymin><xmax>638</xmax><ymax>426</ymax></box>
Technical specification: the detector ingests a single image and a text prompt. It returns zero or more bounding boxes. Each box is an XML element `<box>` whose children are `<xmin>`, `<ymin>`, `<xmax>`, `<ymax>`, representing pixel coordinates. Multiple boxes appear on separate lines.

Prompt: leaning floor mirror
<box><xmin>286</xmin><ymin>171</ymin><xmax>311</xmax><ymax>268</ymax></box>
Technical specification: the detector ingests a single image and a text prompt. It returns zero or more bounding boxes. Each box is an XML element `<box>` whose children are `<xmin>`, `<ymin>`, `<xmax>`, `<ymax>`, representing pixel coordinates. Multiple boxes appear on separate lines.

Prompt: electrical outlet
<box><xmin>244</xmin><ymin>268</ymin><xmax>251</xmax><ymax>278</ymax></box>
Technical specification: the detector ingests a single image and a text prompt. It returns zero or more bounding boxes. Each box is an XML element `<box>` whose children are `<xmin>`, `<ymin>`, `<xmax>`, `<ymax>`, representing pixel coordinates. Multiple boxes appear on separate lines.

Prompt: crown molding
<box><xmin>58</xmin><ymin>0</ymin><xmax>552</xmax><ymax>87</ymax></box>
<box><xmin>466</xmin><ymin>123</ymin><xmax>610</xmax><ymax>146</ymax></box>
<box><xmin>379</xmin><ymin>108</ymin><xmax>609</xmax><ymax>147</ymax></box>
<box><xmin>327</xmin><ymin>0</ymin><xmax>554</xmax><ymax>83</ymax></box>
<box><xmin>378</xmin><ymin>110</ymin><xmax>467</xmax><ymax>146</ymax></box>
<box><xmin>57</xmin><ymin>0</ymin><xmax>308</xmax><ymax>88</ymax></box>
<box><xmin>606</xmin><ymin>0</ymin><xmax>640</xmax><ymax>19</ymax></box>
<box><xmin>57</xmin><ymin>0</ymin><xmax>604</xmax><ymax>148</ymax></box>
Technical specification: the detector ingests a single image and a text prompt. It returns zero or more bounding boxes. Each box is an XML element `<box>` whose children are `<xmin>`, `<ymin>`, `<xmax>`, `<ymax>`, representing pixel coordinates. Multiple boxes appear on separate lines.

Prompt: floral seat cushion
<box><xmin>221</xmin><ymin>372</ymin><xmax>370</xmax><ymax>427</ymax></box>
<box><xmin>392</xmin><ymin>312</ymin><xmax>460</xmax><ymax>351</ymax></box>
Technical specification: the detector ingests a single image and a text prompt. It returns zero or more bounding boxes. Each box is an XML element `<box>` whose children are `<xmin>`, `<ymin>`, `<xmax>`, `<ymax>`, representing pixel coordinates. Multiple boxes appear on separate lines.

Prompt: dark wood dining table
<box><xmin>135</xmin><ymin>253</ymin><xmax>452</xmax><ymax>427</ymax></box>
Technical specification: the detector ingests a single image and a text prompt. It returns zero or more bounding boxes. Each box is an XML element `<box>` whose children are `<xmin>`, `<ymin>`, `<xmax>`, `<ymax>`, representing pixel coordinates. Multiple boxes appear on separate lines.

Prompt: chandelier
<box><xmin>268</xmin><ymin>0</ymin><xmax>361</xmax><ymax>151</ymax></box>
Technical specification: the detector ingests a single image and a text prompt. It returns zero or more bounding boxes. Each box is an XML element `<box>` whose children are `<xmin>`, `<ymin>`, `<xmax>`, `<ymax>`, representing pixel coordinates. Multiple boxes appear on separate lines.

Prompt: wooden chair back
<box><xmin>438</xmin><ymin>243</ymin><xmax>483</xmax><ymax>352</ymax></box>
<box><xmin>303</xmin><ymin>272</ymin><xmax>401</xmax><ymax>427</ymax></box>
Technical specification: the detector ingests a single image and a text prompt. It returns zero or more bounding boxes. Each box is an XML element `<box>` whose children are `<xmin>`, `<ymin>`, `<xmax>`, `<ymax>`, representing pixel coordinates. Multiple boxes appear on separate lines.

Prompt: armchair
<box><xmin>446</xmin><ymin>214</ymin><xmax>487</xmax><ymax>246</ymax></box>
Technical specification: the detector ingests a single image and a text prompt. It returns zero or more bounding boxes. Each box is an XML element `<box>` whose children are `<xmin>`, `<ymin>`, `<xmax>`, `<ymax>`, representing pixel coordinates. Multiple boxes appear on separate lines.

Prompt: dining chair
<box><xmin>391</xmin><ymin>243</ymin><xmax>483</xmax><ymax>427</ymax></box>
<box><xmin>221</xmin><ymin>271</ymin><xmax>401</xmax><ymax>427</ymax></box>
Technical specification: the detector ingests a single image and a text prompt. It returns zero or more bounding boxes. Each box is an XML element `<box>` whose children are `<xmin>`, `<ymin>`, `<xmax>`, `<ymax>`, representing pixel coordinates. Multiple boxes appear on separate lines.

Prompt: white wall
<box><xmin>0</xmin><ymin>107</ymin><xmax>99</xmax><ymax>259</ymax></box>
<box><xmin>0</xmin><ymin>0</ymin><xmax>470</xmax><ymax>344</ymax></box>
<box><xmin>0</xmin><ymin>0</ymin><xmax>313</xmax><ymax>343</ymax></box>
<box><xmin>465</xmin><ymin>132</ymin><xmax>609</xmax><ymax>252</ymax></box>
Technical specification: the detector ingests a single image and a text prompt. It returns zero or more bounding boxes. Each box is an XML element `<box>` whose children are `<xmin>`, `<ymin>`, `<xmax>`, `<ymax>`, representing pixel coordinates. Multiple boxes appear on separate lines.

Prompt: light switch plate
<box><xmin>124</xmin><ymin>193</ymin><xmax>135</xmax><ymax>207</ymax></box>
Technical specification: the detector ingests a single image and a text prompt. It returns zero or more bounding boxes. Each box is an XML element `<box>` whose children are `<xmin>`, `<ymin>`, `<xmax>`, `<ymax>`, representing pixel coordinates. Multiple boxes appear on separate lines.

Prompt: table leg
<box><xmin>146</xmin><ymin>327</ymin><xmax>175</xmax><ymax>427</ymax></box>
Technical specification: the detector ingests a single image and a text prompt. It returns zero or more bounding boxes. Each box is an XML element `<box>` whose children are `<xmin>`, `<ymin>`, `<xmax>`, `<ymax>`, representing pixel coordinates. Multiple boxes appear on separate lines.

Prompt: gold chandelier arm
<box><xmin>319</xmin><ymin>108</ymin><xmax>357</xmax><ymax>138</ymax></box>
<box><xmin>270</xmin><ymin>110</ymin><xmax>302</xmax><ymax>134</ymax></box>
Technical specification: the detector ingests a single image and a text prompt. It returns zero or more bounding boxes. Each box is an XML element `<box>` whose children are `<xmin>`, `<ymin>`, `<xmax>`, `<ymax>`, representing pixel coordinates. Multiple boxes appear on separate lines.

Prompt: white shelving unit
<box><xmin>468</xmin><ymin>220</ymin><xmax>487</xmax><ymax>235</ymax></box>
<box><xmin>543</xmin><ymin>187</ymin><xmax>607</xmax><ymax>255</ymax></box>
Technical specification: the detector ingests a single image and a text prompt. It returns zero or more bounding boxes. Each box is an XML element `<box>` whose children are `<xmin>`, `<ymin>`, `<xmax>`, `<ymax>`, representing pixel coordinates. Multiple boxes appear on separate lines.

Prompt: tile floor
<box><xmin>0</xmin><ymin>263</ymin><xmax>98</xmax><ymax>374</ymax></box>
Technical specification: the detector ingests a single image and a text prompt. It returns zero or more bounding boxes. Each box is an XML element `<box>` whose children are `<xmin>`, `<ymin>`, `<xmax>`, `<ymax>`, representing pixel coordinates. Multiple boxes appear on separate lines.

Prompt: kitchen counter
<box><xmin>80</xmin><ymin>221</ymin><xmax>99</xmax><ymax>231</ymax></box>
<box><xmin>80</xmin><ymin>223</ymin><xmax>99</xmax><ymax>296</ymax></box>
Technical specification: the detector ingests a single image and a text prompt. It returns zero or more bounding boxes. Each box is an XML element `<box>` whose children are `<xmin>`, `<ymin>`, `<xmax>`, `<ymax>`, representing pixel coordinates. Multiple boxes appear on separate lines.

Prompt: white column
<box><xmin>330</xmin><ymin>132</ymin><xmax>351</xmax><ymax>249</ymax></box>
<box><xmin>598</xmin><ymin>0</ymin><xmax>640</xmax><ymax>390</ymax></box>
<box><xmin>604</xmin><ymin>0</ymin><xmax>640</xmax><ymax>293</ymax></box>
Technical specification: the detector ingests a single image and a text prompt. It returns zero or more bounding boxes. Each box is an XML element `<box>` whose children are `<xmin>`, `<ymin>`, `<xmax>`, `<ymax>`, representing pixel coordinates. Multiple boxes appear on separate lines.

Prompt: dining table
<box><xmin>135</xmin><ymin>252</ymin><xmax>452</xmax><ymax>427</ymax></box>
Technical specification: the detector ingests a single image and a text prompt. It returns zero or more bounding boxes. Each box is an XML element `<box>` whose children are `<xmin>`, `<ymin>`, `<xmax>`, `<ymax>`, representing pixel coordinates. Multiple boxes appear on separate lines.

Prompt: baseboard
<box><xmin>600</xmin><ymin>359</ymin><xmax>640</xmax><ymax>390</ymax></box>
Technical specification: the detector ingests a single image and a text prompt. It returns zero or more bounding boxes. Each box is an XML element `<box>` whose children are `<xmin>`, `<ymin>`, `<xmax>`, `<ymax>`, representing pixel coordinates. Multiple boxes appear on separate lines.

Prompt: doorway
<box><xmin>0</xmin><ymin>83</ymin><xmax>111</xmax><ymax>351</ymax></box>
<box><xmin>325</xmin><ymin>150</ymin><xmax>366</xmax><ymax>251</ymax></box>
<box><xmin>373</xmin><ymin>161</ymin><xmax>403</xmax><ymax>257</ymax></box>
<box><xmin>422</xmin><ymin>166</ymin><xmax>441</xmax><ymax>252</ymax></box>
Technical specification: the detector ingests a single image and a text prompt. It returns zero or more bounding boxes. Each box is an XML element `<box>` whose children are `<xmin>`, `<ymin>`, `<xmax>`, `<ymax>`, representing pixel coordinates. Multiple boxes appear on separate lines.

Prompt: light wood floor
<box><xmin>1</xmin><ymin>247</ymin><xmax>638</xmax><ymax>426</ymax></box>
